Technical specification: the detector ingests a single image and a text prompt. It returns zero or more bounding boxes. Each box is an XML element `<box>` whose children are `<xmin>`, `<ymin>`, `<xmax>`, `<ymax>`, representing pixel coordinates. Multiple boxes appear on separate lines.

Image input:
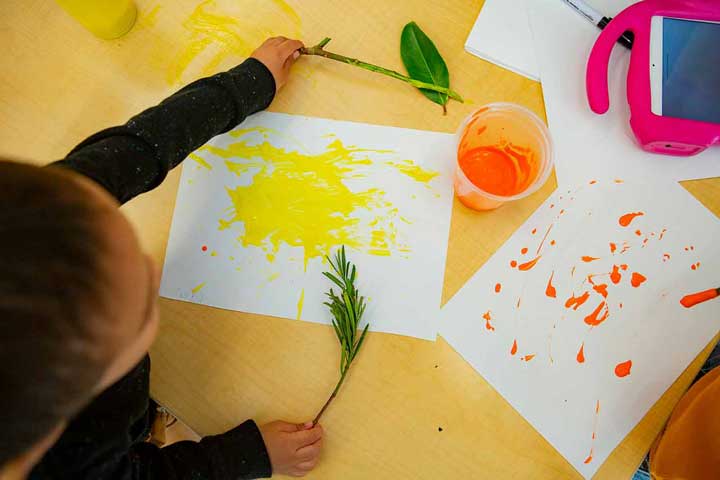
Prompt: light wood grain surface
<box><xmin>1</xmin><ymin>1</ymin><xmax>718</xmax><ymax>478</ymax></box>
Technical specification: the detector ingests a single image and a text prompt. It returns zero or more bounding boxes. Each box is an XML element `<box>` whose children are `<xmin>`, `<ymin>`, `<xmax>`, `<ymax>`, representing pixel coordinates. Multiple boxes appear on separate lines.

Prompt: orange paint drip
<box><xmin>510</xmin><ymin>339</ymin><xmax>518</xmax><ymax>356</ymax></box>
<box><xmin>659</xmin><ymin>228</ymin><xmax>667</xmax><ymax>240</ymax></box>
<box><xmin>531</xmin><ymin>228</ymin><xmax>537</xmax><ymax>234</ymax></box>
<box><xmin>680</xmin><ymin>288</ymin><xmax>719</xmax><ymax>308</ymax></box>
<box><xmin>584</xmin><ymin>301</ymin><xmax>609</xmax><ymax>326</ymax></box>
<box><xmin>620</xmin><ymin>264</ymin><xmax>628</xmax><ymax>270</ymax></box>
<box><xmin>494</xmin><ymin>283</ymin><xmax>502</xmax><ymax>293</ymax></box>
<box><xmin>576</xmin><ymin>343</ymin><xmax>585</xmax><ymax>363</ymax></box>
<box><xmin>521</xmin><ymin>247</ymin><xmax>528</xmax><ymax>255</ymax></box>
<box><xmin>610</xmin><ymin>265</ymin><xmax>622</xmax><ymax>284</ymax></box>
<box><xmin>615</xmin><ymin>360</ymin><xmax>632</xmax><ymax>377</ymax></box>
<box><xmin>581</xmin><ymin>256</ymin><xmax>600</xmax><ymax>262</ymax></box>
<box><xmin>482</xmin><ymin>310</ymin><xmax>495</xmax><ymax>331</ymax></box>
<box><xmin>545</xmin><ymin>271</ymin><xmax>557</xmax><ymax>298</ymax></box>
<box><xmin>618</xmin><ymin>212</ymin><xmax>644</xmax><ymax>227</ymax></box>
<box><xmin>522</xmin><ymin>354</ymin><xmax>536</xmax><ymax>362</ymax></box>
<box><xmin>518</xmin><ymin>255</ymin><xmax>541</xmax><ymax>271</ymax></box>
<box><xmin>510</xmin><ymin>260</ymin><xmax>518</xmax><ymax>268</ymax></box>
<box><xmin>536</xmin><ymin>224</ymin><xmax>554</xmax><ymax>255</ymax></box>
<box><xmin>630</xmin><ymin>272</ymin><xmax>647</xmax><ymax>288</ymax></box>
<box><xmin>609</xmin><ymin>242</ymin><xmax>617</xmax><ymax>253</ymax></box>
<box><xmin>592</xmin><ymin>284</ymin><xmax>608</xmax><ymax>298</ymax></box>
<box><xmin>565</xmin><ymin>291</ymin><xmax>590</xmax><ymax>310</ymax></box>
<box><xmin>584</xmin><ymin>454</ymin><xmax>593</xmax><ymax>464</ymax></box>
<box><xmin>550</xmin><ymin>239</ymin><xmax>556</xmax><ymax>246</ymax></box>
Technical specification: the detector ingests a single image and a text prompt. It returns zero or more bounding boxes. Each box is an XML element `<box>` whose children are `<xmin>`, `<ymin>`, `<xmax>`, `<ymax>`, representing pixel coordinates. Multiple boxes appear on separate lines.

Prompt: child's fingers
<box><xmin>291</xmin><ymin>424</ymin><xmax>323</xmax><ymax>446</ymax></box>
<box><xmin>296</xmin><ymin>459</ymin><xmax>319</xmax><ymax>472</ymax></box>
<box><xmin>278</xmin><ymin>39</ymin><xmax>304</xmax><ymax>59</ymax></box>
<box><xmin>296</xmin><ymin>438</ymin><xmax>322</xmax><ymax>460</ymax></box>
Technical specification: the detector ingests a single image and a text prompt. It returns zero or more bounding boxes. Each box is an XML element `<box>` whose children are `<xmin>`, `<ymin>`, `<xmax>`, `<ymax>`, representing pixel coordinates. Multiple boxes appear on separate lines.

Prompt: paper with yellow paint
<box><xmin>160</xmin><ymin>112</ymin><xmax>455</xmax><ymax>340</ymax></box>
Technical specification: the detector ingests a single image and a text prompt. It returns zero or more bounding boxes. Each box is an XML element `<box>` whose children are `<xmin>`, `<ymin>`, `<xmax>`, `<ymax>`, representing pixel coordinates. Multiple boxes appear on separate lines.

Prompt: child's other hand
<box><xmin>251</xmin><ymin>37</ymin><xmax>304</xmax><ymax>91</ymax></box>
<box><xmin>259</xmin><ymin>420</ymin><xmax>323</xmax><ymax>477</ymax></box>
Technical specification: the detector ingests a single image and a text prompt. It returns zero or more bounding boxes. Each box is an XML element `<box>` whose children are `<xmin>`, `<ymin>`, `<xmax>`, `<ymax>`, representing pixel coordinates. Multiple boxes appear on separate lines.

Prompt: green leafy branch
<box><xmin>313</xmin><ymin>246</ymin><xmax>369</xmax><ymax>425</ymax></box>
<box><xmin>300</xmin><ymin>37</ymin><xmax>464</xmax><ymax>104</ymax></box>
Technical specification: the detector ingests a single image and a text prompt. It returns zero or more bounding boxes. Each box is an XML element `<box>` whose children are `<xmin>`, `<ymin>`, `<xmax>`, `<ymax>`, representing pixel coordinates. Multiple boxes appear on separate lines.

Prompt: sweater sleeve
<box><xmin>129</xmin><ymin>420</ymin><xmax>272</xmax><ymax>480</ymax></box>
<box><xmin>51</xmin><ymin>57</ymin><xmax>276</xmax><ymax>204</ymax></box>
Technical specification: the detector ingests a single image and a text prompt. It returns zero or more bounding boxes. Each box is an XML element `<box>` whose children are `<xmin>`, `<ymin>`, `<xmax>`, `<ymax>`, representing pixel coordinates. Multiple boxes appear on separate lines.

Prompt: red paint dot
<box><xmin>201</xmin><ymin>245</ymin><xmax>208</xmax><ymax>252</ymax></box>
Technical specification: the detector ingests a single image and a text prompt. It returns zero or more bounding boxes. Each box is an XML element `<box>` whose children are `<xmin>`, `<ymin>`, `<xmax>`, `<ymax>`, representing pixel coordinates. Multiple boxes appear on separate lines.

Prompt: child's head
<box><xmin>0</xmin><ymin>161</ymin><xmax>160</xmax><ymax>475</ymax></box>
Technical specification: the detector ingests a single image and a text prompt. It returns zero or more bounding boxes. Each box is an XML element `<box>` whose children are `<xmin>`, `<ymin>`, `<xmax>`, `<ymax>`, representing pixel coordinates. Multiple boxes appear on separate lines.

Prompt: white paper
<box><xmin>160</xmin><ymin>112</ymin><xmax>455</xmax><ymax>340</ymax></box>
<box><xmin>464</xmin><ymin>0</ymin><xmax>539</xmax><ymax>80</ymax></box>
<box><xmin>440</xmin><ymin>179</ymin><xmax>720</xmax><ymax>478</ymax></box>
<box><xmin>526</xmin><ymin>0</ymin><xmax>720</xmax><ymax>185</ymax></box>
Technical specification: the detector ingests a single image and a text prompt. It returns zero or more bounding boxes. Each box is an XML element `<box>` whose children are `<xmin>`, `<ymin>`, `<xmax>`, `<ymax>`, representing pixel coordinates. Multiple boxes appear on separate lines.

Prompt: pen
<box><xmin>561</xmin><ymin>0</ymin><xmax>634</xmax><ymax>49</ymax></box>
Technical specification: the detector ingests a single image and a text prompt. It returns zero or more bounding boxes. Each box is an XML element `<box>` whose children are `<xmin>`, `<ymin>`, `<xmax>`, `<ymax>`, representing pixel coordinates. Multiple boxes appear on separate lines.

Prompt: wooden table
<box><xmin>2</xmin><ymin>1</ymin><xmax>718</xmax><ymax>478</ymax></box>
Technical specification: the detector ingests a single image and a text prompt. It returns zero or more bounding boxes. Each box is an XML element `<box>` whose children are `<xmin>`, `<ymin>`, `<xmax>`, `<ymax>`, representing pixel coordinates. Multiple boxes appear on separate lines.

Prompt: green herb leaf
<box><xmin>400</xmin><ymin>21</ymin><xmax>450</xmax><ymax>110</ymax></box>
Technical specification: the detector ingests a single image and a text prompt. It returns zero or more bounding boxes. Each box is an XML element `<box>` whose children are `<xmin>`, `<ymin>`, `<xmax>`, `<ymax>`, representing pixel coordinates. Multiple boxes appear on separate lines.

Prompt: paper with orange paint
<box><xmin>161</xmin><ymin>112</ymin><xmax>455</xmax><ymax>340</ymax></box>
<box><xmin>440</xmin><ymin>180</ymin><xmax>720</xmax><ymax>478</ymax></box>
<box><xmin>526</xmin><ymin>0</ymin><xmax>720</xmax><ymax>186</ymax></box>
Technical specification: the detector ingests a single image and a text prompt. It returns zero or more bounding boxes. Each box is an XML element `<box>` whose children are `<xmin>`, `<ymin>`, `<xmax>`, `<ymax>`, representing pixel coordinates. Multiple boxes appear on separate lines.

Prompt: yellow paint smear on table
<box><xmin>191</xmin><ymin>282</ymin><xmax>206</xmax><ymax>294</ymax></box>
<box><xmin>167</xmin><ymin>0</ymin><xmax>302</xmax><ymax>85</ymax></box>
<box><xmin>202</xmin><ymin>128</ymin><xmax>437</xmax><ymax>268</ymax></box>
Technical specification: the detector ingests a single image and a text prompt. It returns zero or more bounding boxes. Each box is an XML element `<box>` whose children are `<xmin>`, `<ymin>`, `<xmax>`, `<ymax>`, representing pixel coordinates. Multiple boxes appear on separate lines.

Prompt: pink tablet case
<box><xmin>587</xmin><ymin>0</ymin><xmax>720</xmax><ymax>156</ymax></box>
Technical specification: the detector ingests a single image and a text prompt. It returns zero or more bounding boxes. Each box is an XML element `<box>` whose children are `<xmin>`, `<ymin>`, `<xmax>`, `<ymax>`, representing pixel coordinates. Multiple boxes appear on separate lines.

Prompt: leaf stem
<box><xmin>313</xmin><ymin>362</ymin><xmax>350</xmax><ymax>425</ymax></box>
<box><xmin>300</xmin><ymin>37</ymin><xmax>464</xmax><ymax>103</ymax></box>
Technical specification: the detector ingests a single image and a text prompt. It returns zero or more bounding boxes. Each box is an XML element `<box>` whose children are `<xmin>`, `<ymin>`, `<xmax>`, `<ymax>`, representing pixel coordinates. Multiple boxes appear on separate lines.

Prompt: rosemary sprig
<box><xmin>313</xmin><ymin>246</ymin><xmax>369</xmax><ymax>425</ymax></box>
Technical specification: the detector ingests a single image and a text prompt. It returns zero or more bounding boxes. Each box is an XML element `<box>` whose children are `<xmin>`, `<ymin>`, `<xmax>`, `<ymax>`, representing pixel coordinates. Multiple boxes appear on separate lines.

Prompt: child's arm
<box><xmin>51</xmin><ymin>37</ymin><xmax>302</xmax><ymax>204</ymax></box>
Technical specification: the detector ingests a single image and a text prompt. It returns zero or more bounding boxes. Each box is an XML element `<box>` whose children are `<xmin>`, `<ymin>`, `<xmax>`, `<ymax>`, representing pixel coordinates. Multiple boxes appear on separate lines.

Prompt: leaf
<box><xmin>400</xmin><ymin>21</ymin><xmax>450</xmax><ymax>109</ymax></box>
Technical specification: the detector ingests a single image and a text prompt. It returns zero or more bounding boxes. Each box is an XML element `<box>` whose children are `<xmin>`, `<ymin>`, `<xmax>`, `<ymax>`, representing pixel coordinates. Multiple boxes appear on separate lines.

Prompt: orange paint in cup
<box><xmin>455</xmin><ymin>103</ymin><xmax>553</xmax><ymax>210</ymax></box>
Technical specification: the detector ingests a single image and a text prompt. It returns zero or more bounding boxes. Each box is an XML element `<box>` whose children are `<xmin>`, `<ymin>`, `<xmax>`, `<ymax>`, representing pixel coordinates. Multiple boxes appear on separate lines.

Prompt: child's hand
<box><xmin>259</xmin><ymin>420</ymin><xmax>323</xmax><ymax>477</ymax></box>
<box><xmin>251</xmin><ymin>37</ymin><xmax>304</xmax><ymax>91</ymax></box>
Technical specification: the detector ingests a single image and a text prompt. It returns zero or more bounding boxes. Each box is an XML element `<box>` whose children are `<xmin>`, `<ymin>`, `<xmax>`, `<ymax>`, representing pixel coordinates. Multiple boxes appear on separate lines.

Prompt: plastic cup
<box><xmin>55</xmin><ymin>0</ymin><xmax>137</xmax><ymax>40</ymax></box>
<box><xmin>454</xmin><ymin>103</ymin><xmax>553</xmax><ymax>211</ymax></box>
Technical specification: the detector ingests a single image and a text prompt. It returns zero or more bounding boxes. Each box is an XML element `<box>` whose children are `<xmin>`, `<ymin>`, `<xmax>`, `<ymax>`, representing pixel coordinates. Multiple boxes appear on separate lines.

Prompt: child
<box><xmin>0</xmin><ymin>37</ymin><xmax>323</xmax><ymax>480</ymax></box>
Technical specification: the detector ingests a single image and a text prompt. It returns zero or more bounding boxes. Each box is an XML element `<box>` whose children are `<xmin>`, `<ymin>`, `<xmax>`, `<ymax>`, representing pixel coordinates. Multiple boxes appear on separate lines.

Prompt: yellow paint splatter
<box><xmin>141</xmin><ymin>4</ymin><xmax>162</xmax><ymax>28</ymax></box>
<box><xmin>210</xmin><ymin>250</ymin><xmax>217</xmax><ymax>257</ymax></box>
<box><xmin>202</xmin><ymin>129</ymin><xmax>437</xmax><ymax>267</ymax></box>
<box><xmin>191</xmin><ymin>282</ymin><xmax>206</xmax><ymax>294</ymax></box>
<box><xmin>267</xmin><ymin>272</ymin><xmax>280</xmax><ymax>281</ymax></box>
<box><xmin>296</xmin><ymin>289</ymin><xmax>305</xmax><ymax>320</ymax></box>
<box><xmin>387</xmin><ymin>160</ymin><xmax>439</xmax><ymax>183</ymax></box>
<box><xmin>167</xmin><ymin>0</ymin><xmax>302</xmax><ymax>85</ymax></box>
<box><xmin>190</xmin><ymin>153</ymin><xmax>213</xmax><ymax>170</ymax></box>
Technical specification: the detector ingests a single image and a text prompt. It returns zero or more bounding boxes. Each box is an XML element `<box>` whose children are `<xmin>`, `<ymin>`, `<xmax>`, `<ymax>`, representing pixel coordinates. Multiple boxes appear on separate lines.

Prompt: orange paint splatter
<box><xmin>584</xmin><ymin>301</ymin><xmax>609</xmax><ymax>326</ymax></box>
<box><xmin>536</xmin><ymin>224</ymin><xmax>554</xmax><ymax>254</ymax></box>
<box><xmin>581</xmin><ymin>256</ymin><xmax>600</xmax><ymax>262</ymax></box>
<box><xmin>630</xmin><ymin>272</ymin><xmax>647</xmax><ymax>287</ymax></box>
<box><xmin>510</xmin><ymin>260</ymin><xmax>517</xmax><ymax>268</ymax></box>
<box><xmin>522</xmin><ymin>354</ymin><xmax>536</xmax><ymax>362</ymax></box>
<box><xmin>662</xmin><ymin>253</ymin><xmax>670</xmax><ymax>262</ymax></box>
<box><xmin>584</xmin><ymin>454</ymin><xmax>593</xmax><ymax>464</ymax></box>
<box><xmin>545</xmin><ymin>271</ymin><xmax>557</xmax><ymax>298</ymax></box>
<box><xmin>619</xmin><ymin>212</ymin><xmax>644</xmax><ymax>227</ymax></box>
<box><xmin>635</xmin><ymin>229</ymin><xmax>642</xmax><ymax>236</ymax></box>
<box><xmin>619</xmin><ymin>302</ymin><xmax>623</xmax><ymax>309</ymax></box>
<box><xmin>518</xmin><ymin>256</ymin><xmax>541</xmax><ymax>271</ymax></box>
<box><xmin>576</xmin><ymin>343</ymin><xmax>585</xmax><ymax>363</ymax></box>
<box><xmin>620</xmin><ymin>264</ymin><xmax>628</xmax><ymax>270</ymax></box>
<box><xmin>691</xmin><ymin>262</ymin><xmax>701</xmax><ymax>270</ymax></box>
<box><xmin>680</xmin><ymin>288</ymin><xmax>719</xmax><ymax>308</ymax></box>
<box><xmin>510</xmin><ymin>339</ymin><xmax>518</xmax><ymax>356</ymax></box>
<box><xmin>565</xmin><ymin>291</ymin><xmax>590</xmax><ymax>310</ymax></box>
<box><xmin>615</xmin><ymin>360</ymin><xmax>632</xmax><ymax>377</ymax></box>
<box><xmin>482</xmin><ymin>310</ymin><xmax>495</xmax><ymax>331</ymax></box>
<box><xmin>494</xmin><ymin>283</ymin><xmax>501</xmax><ymax>293</ymax></box>
<box><xmin>550</xmin><ymin>240</ymin><xmax>556</xmax><ymax>246</ymax></box>
<box><xmin>521</xmin><ymin>247</ymin><xmax>528</xmax><ymax>255</ymax></box>
<box><xmin>610</xmin><ymin>265</ymin><xmax>622</xmax><ymax>284</ymax></box>
<box><xmin>659</xmin><ymin>228</ymin><xmax>666</xmax><ymax>240</ymax></box>
<box><xmin>609</xmin><ymin>242</ymin><xmax>617</xmax><ymax>253</ymax></box>
<box><xmin>516</xmin><ymin>297</ymin><xmax>521</xmax><ymax>309</ymax></box>
<box><xmin>550</xmin><ymin>204</ymin><xmax>555</xmax><ymax>209</ymax></box>
<box><xmin>592</xmin><ymin>284</ymin><xmax>608</xmax><ymax>298</ymax></box>
<box><xmin>589</xmin><ymin>180</ymin><xmax>597</xmax><ymax>185</ymax></box>
<box><xmin>614</xmin><ymin>179</ymin><xmax>624</xmax><ymax>183</ymax></box>
<box><xmin>531</xmin><ymin>228</ymin><xmax>537</xmax><ymax>234</ymax></box>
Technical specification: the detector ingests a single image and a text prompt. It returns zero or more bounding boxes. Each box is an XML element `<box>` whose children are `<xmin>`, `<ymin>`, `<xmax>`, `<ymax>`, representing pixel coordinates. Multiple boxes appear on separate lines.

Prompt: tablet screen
<box><xmin>663</xmin><ymin>17</ymin><xmax>720</xmax><ymax>124</ymax></box>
